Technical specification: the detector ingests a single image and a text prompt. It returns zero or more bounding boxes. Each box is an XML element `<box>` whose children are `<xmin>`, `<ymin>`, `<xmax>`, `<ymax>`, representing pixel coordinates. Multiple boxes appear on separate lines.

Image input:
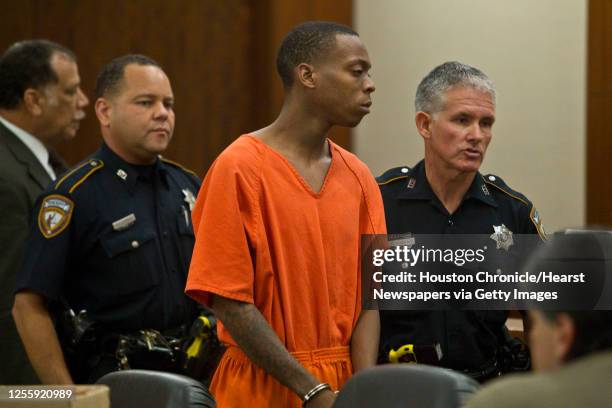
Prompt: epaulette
<box><xmin>482</xmin><ymin>174</ymin><xmax>531</xmax><ymax>207</ymax></box>
<box><xmin>54</xmin><ymin>159</ymin><xmax>104</xmax><ymax>194</ymax></box>
<box><xmin>377</xmin><ymin>166</ymin><xmax>411</xmax><ymax>186</ymax></box>
<box><xmin>484</xmin><ymin>173</ymin><xmax>547</xmax><ymax>240</ymax></box>
<box><xmin>160</xmin><ymin>156</ymin><xmax>198</xmax><ymax>178</ymax></box>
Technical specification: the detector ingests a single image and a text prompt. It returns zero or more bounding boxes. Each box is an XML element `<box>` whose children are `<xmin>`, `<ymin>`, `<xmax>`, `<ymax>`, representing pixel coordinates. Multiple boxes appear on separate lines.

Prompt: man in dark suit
<box><xmin>0</xmin><ymin>39</ymin><xmax>89</xmax><ymax>384</ymax></box>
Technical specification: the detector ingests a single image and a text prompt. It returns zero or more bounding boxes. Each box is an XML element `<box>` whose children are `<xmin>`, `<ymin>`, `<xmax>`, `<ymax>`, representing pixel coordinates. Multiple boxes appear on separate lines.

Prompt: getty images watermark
<box><xmin>361</xmin><ymin>232</ymin><xmax>612</xmax><ymax>310</ymax></box>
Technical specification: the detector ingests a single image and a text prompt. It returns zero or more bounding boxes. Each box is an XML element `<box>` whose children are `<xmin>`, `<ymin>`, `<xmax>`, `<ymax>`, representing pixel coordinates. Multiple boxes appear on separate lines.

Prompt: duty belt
<box><xmin>462</xmin><ymin>355</ymin><xmax>501</xmax><ymax>383</ymax></box>
<box><xmin>387</xmin><ymin>343</ymin><xmax>499</xmax><ymax>382</ymax></box>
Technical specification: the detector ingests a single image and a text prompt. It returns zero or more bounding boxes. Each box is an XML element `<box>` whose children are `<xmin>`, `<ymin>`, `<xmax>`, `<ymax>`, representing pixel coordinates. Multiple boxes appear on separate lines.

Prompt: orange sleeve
<box><xmin>185</xmin><ymin>146</ymin><xmax>261</xmax><ymax>307</ymax></box>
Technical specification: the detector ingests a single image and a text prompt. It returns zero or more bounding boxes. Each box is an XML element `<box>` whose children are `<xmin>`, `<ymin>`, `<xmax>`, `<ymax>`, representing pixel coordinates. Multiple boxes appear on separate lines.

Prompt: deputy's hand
<box><xmin>304</xmin><ymin>389</ymin><xmax>337</xmax><ymax>408</ymax></box>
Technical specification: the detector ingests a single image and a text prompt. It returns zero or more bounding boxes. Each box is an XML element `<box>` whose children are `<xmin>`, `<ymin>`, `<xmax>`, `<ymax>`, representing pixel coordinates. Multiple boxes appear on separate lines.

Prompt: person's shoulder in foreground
<box><xmin>465</xmin><ymin>350</ymin><xmax>612</xmax><ymax>408</ymax></box>
<box><xmin>466</xmin><ymin>231</ymin><xmax>612</xmax><ymax>407</ymax></box>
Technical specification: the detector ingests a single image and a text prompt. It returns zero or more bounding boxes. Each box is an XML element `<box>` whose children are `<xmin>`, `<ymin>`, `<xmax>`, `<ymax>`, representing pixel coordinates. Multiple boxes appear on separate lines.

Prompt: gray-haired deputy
<box><xmin>377</xmin><ymin>61</ymin><xmax>546</xmax><ymax>381</ymax></box>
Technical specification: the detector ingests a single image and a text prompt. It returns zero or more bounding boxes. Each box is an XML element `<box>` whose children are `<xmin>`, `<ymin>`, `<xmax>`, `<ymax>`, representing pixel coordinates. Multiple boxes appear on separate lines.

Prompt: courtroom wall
<box><xmin>354</xmin><ymin>0</ymin><xmax>587</xmax><ymax>233</ymax></box>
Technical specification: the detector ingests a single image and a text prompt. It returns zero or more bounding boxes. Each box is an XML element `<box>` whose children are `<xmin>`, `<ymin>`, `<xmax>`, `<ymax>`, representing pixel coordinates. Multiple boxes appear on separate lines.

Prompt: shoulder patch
<box><xmin>38</xmin><ymin>194</ymin><xmax>74</xmax><ymax>238</ymax></box>
<box><xmin>377</xmin><ymin>166</ymin><xmax>411</xmax><ymax>186</ymax></box>
<box><xmin>530</xmin><ymin>207</ymin><xmax>548</xmax><ymax>240</ymax></box>
<box><xmin>160</xmin><ymin>157</ymin><xmax>199</xmax><ymax>178</ymax></box>
<box><xmin>54</xmin><ymin>159</ymin><xmax>104</xmax><ymax>193</ymax></box>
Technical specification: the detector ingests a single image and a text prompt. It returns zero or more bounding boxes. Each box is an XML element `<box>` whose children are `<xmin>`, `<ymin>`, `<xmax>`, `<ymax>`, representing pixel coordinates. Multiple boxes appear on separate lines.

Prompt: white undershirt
<box><xmin>0</xmin><ymin>115</ymin><xmax>56</xmax><ymax>180</ymax></box>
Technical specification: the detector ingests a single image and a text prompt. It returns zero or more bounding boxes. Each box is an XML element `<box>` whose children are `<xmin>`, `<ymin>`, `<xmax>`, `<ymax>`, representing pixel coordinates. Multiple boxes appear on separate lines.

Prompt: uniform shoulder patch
<box><xmin>160</xmin><ymin>157</ymin><xmax>199</xmax><ymax>178</ymax></box>
<box><xmin>530</xmin><ymin>206</ymin><xmax>548</xmax><ymax>240</ymax></box>
<box><xmin>377</xmin><ymin>166</ymin><xmax>411</xmax><ymax>186</ymax></box>
<box><xmin>38</xmin><ymin>194</ymin><xmax>74</xmax><ymax>238</ymax></box>
<box><xmin>54</xmin><ymin>159</ymin><xmax>104</xmax><ymax>194</ymax></box>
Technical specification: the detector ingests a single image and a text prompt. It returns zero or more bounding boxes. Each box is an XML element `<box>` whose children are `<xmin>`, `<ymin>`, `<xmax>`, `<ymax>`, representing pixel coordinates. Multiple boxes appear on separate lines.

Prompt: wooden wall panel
<box><xmin>0</xmin><ymin>0</ymin><xmax>353</xmax><ymax>175</ymax></box>
<box><xmin>252</xmin><ymin>0</ymin><xmax>354</xmax><ymax>149</ymax></box>
<box><xmin>587</xmin><ymin>0</ymin><xmax>612</xmax><ymax>225</ymax></box>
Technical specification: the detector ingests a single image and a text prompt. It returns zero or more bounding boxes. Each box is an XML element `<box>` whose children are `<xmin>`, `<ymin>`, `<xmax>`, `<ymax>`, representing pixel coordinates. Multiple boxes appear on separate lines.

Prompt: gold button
<box><xmin>131</xmin><ymin>240</ymin><xmax>139</xmax><ymax>249</ymax></box>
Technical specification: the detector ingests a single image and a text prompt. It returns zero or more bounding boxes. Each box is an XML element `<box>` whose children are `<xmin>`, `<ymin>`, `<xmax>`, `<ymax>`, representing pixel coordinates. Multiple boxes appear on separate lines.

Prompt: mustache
<box><xmin>74</xmin><ymin>110</ymin><xmax>86</xmax><ymax>121</ymax></box>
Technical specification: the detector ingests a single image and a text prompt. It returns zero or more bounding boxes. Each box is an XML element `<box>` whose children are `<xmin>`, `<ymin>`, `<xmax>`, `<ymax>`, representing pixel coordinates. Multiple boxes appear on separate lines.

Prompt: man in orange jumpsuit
<box><xmin>186</xmin><ymin>21</ymin><xmax>386</xmax><ymax>407</ymax></box>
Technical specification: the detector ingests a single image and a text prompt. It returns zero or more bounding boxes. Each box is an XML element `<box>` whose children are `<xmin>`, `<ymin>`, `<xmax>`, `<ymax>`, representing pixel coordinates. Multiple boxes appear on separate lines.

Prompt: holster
<box><xmin>181</xmin><ymin>314</ymin><xmax>225</xmax><ymax>385</ymax></box>
<box><xmin>54</xmin><ymin>306</ymin><xmax>99</xmax><ymax>383</ymax></box>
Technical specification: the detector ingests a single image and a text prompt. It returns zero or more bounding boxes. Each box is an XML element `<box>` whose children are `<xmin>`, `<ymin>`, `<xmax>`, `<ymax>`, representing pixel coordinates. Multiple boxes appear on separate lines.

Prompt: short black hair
<box><xmin>95</xmin><ymin>54</ymin><xmax>161</xmax><ymax>99</ymax></box>
<box><xmin>0</xmin><ymin>39</ymin><xmax>76</xmax><ymax>109</ymax></box>
<box><xmin>276</xmin><ymin>21</ymin><xmax>358</xmax><ymax>88</ymax></box>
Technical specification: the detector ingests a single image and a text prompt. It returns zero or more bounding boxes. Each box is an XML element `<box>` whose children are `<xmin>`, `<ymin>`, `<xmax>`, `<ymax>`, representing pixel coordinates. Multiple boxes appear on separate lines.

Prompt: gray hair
<box><xmin>415</xmin><ymin>61</ymin><xmax>496</xmax><ymax>114</ymax></box>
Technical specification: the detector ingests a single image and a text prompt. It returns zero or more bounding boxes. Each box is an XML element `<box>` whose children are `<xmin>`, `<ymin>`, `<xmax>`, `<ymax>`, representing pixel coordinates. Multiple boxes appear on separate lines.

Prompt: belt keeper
<box><xmin>302</xmin><ymin>383</ymin><xmax>331</xmax><ymax>405</ymax></box>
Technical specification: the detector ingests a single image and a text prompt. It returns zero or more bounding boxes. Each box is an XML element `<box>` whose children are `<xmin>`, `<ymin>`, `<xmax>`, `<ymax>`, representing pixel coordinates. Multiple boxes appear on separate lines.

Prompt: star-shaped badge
<box><xmin>490</xmin><ymin>224</ymin><xmax>514</xmax><ymax>251</ymax></box>
<box><xmin>182</xmin><ymin>188</ymin><xmax>196</xmax><ymax>211</ymax></box>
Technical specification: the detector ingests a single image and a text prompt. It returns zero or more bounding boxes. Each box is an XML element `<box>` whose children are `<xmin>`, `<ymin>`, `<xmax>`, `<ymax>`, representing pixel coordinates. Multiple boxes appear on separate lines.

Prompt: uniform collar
<box><xmin>397</xmin><ymin>160</ymin><xmax>497</xmax><ymax>208</ymax></box>
<box><xmin>465</xmin><ymin>173</ymin><xmax>498</xmax><ymax>208</ymax></box>
<box><xmin>96</xmin><ymin>143</ymin><xmax>169</xmax><ymax>193</ymax></box>
<box><xmin>396</xmin><ymin>160</ymin><xmax>434</xmax><ymax>200</ymax></box>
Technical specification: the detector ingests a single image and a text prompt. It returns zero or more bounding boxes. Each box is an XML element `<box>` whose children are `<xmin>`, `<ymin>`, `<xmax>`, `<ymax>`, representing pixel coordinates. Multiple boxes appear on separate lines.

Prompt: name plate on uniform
<box><xmin>112</xmin><ymin>214</ymin><xmax>136</xmax><ymax>231</ymax></box>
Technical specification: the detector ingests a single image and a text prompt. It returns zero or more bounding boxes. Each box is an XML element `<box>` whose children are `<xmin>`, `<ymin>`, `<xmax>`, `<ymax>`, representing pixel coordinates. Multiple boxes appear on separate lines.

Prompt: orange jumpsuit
<box><xmin>186</xmin><ymin>135</ymin><xmax>386</xmax><ymax>407</ymax></box>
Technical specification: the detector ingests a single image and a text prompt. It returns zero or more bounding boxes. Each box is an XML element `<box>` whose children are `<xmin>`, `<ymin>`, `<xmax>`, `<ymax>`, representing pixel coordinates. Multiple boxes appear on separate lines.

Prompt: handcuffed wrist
<box><xmin>302</xmin><ymin>383</ymin><xmax>331</xmax><ymax>406</ymax></box>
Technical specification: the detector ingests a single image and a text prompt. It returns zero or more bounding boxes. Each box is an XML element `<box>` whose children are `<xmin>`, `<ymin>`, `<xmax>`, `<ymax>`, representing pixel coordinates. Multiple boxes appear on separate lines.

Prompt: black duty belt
<box><xmin>387</xmin><ymin>343</ymin><xmax>500</xmax><ymax>383</ymax></box>
<box><xmin>462</xmin><ymin>355</ymin><xmax>501</xmax><ymax>383</ymax></box>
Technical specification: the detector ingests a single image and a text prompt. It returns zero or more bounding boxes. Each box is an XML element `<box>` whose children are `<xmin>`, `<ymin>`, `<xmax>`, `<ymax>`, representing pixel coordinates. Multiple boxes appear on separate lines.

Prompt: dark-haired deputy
<box><xmin>12</xmin><ymin>54</ymin><xmax>201</xmax><ymax>384</ymax></box>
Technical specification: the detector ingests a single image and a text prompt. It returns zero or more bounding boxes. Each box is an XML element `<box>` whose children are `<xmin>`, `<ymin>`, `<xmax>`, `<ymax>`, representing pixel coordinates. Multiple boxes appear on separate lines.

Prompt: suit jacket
<box><xmin>0</xmin><ymin>120</ymin><xmax>53</xmax><ymax>384</ymax></box>
<box><xmin>464</xmin><ymin>351</ymin><xmax>612</xmax><ymax>408</ymax></box>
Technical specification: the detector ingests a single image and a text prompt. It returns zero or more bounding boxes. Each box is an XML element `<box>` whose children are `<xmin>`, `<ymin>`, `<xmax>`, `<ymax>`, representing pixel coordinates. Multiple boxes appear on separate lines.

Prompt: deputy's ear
<box><xmin>554</xmin><ymin>313</ymin><xmax>576</xmax><ymax>362</ymax></box>
<box><xmin>415</xmin><ymin>111</ymin><xmax>434</xmax><ymax>140</ymax></box>
<box><xmin>23</xmin><ymin>88</ymin><xmax>44</xmax><ymax>116</ymax></box>
<box><xmin>95</xmin><ymin>98</ymin><xmax>112</xmax><ymax>128</ymax></box>
<box><xmin>296</xmin><ymin>63</ymin><xmax>316</xmax><ymax>89</ymax></box>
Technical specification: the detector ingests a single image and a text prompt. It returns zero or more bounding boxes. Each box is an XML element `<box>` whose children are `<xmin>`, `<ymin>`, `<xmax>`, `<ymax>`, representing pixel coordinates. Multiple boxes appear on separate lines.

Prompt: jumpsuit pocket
<box><xmin>97</xmin><ymin>227</ymin><xmax>161</xmax><ymax>296</ymax></box>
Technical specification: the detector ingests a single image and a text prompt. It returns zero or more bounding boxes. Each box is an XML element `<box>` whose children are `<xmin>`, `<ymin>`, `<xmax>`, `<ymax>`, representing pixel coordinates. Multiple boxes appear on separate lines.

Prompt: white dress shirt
<box><xmin>0</xmin><ymin>115</ymin><xmax>56</xmax><ymax>180</ymax></box>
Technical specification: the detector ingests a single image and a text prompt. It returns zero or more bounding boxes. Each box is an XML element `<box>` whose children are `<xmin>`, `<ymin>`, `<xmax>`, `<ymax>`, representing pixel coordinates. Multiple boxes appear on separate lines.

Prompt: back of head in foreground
<box><xmin>523</xmin><ymin>230</ymin><xmax>612</xmax><ymax>371</ymax></box>
<box><xmin>464</xmin><ymin>229</ymin><xmax>612</xmax><ymax>408</ymax></box>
